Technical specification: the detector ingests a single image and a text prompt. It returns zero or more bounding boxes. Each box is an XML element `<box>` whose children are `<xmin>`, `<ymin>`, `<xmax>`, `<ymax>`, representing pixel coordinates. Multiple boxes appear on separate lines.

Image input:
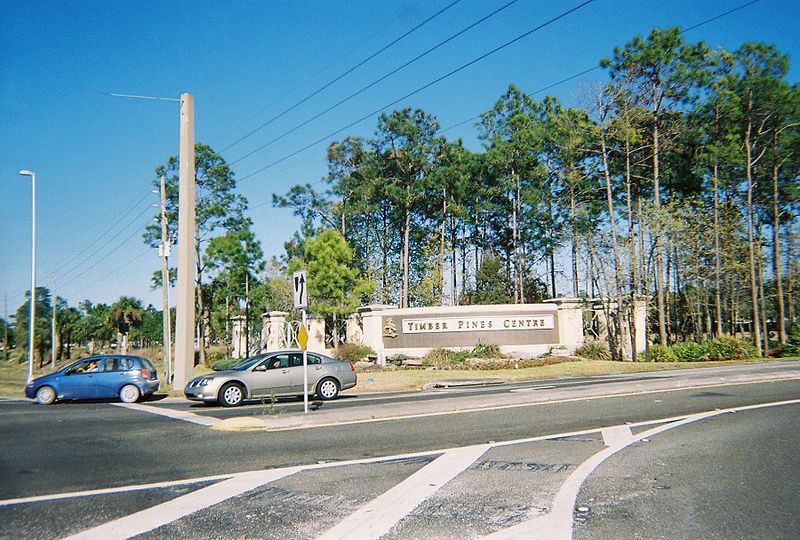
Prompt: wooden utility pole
<box><xmin>159</xmin><ymin>175</ymin><xmax>173</xmax><ymax>383</ymax></box>
<box><xmin>174</xmin><ymin>92</ymin><xmax>195</xmax><ymax>388</ymax></box>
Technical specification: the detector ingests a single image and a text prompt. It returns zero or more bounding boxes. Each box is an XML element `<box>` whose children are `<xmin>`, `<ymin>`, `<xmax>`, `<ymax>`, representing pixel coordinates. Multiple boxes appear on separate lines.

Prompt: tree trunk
<box><xmin>570</xmin><ymin>192</ymin><xmax>579</xmax><ymax>298</ymax></box>
<box><xmin>625</xmin><ymin>138</ymin><xmax>638</xmax><ymax>361</ymax></box>
<box><xmin>756</xmin><ymin>226</ymin><xmax>769</xmax><ymax>355</ymax></box>
<box><xmin>745</xmin><ymin>110</ymin><xmax>762</xmax><ymax>356</ymax></box>
<box><xmin>772</xmin><ymin>148</ymin><xmax>786</xmax><ymax>344</ymax></box>
<box><xmin>713</xmin><ymin>158</ymin><xmax>724</xmax><ymax>336</ymax></box>
<box><xmin>652</xmin><ymin>85</ymin><xmax>668</xmax><ymax>346</ymax></box>
<box><xmin>600</xmin><ymin>125</ymin><xmax>627</xmax><ymax>359</ymax></box>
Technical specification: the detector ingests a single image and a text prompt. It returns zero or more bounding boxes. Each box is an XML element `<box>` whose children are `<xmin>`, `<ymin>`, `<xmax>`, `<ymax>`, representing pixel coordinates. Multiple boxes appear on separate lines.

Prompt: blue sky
<box><xmin>2</xmin><ymin>0</ymin><xmax>799</xmax><ymax>314</ymax></box>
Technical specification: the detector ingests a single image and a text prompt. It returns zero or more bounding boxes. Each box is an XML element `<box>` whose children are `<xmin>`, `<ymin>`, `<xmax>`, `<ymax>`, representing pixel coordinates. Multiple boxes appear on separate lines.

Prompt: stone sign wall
<box><xmin>351</xmin><ymin>299</ymin><xmax>588</xmax><ymax>364</ymax></box>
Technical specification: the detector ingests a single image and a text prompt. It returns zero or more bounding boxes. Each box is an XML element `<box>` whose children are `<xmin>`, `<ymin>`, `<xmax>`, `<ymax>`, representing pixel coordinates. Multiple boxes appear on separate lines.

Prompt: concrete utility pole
<box><xmin>159</xmin><ymin>175</ymin><xmax>172</xmax><ymax>383</ymax></box>
<box><xmin>173</xmin><ymin>92</ymin><xmax>195</xmax><ymax>389</ymax></box>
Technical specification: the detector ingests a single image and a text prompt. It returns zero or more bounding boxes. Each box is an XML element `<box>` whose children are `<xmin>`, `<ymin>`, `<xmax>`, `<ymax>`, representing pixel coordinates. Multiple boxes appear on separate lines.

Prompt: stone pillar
<box><xmin>544</xmin><ymin>298</ymin><xmax>585</xmax><ymax>354</ymax></box>
<box><xmin>261</xmin><ymin>311</ymin><xmax>287</xmax><ymax>351</ymax></box>
<box><xmin>230</xmin><ymin>315</ymin><xmax>246</xmax><ymax>359</ymax></box>
<box><xmin>346</xmin><ymin>313</ymin><xmax>363</xmax><ymax>344</ymax></box>
<box><xmin>358</xmin><ymin>305</ymin><xmax>397</xmax><ymax>366</ymax></box>
<box><xmin>307</xmin><ymin>316</ymin><xmax>326</xmax><ymax>352</ymax></box>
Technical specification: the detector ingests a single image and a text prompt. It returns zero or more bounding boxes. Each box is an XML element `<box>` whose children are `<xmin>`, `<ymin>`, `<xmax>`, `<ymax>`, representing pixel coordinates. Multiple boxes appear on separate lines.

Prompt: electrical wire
<box><xmin>55</xmin><ymin>188</ymin><xmax>153</xmax><ymax>273</ymax></box>
<box><xmin>229</xmin><ymin>0</ymin><xmax>519</xmax><ymax>166</ymax></box>
<box><xmin>238</xmin><ymin>0</ymin><xmax>594</xmax><ymax>183</ymax></box>
<box><xmin>219</xmin><ymin>0</ymin><xmax>463</xmax><ymax>154</ymax></box>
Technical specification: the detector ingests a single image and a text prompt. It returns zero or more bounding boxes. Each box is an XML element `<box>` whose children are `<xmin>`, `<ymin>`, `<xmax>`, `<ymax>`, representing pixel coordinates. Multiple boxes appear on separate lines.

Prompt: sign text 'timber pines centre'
<box><xmin>402</xmin><ymin>315</ymin><xmax>555</xmax><ymax>334</ymax></box>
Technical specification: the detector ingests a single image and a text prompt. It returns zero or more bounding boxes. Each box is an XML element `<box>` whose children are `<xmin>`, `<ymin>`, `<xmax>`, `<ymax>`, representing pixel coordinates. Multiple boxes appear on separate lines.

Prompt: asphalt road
<box><xmin>1</xmin><ymin>362</ymin><xmax>798</xmax><ymax>539</ymax></box>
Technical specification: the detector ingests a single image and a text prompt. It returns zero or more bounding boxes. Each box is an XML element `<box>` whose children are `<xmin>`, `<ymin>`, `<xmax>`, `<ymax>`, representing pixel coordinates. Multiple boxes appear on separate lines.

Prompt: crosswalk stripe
<box><xmin>316</xmin><ymin>444</ymin><xmax>491</xmax><ymax>540</ymax></box>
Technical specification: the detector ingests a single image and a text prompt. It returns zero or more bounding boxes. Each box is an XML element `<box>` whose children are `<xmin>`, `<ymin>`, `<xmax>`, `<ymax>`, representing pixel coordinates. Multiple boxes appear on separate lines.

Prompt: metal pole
<box><xmin>302</xmin><ymin>309</ymin><xmax>308</xmax><ymax>415</ymax></box>
<box><xmin>173</xmin><ymin>93</ymin><xmax>195</xmax><ymax>389</ymax></box>
<box><xmin>19</xmin><ymin>171</ymin><xmax>37</xmax><ymax>384</ymax></box>
<box><xmin>160</xmin><ymin>175</ymin><xmax>172</xmax><ymax>383</ymax></box>
<box><xmin>51</xmin><ymin>273</ymin><xmax>56</xmax><ymax>366</ymax></box>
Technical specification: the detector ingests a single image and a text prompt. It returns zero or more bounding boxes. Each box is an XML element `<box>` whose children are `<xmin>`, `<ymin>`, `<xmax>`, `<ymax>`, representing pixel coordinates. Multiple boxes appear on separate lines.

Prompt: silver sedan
<box><xmin>184</xmin><ymin>350</ymin><xmax>357</xmax><ymax>407</ymax></box>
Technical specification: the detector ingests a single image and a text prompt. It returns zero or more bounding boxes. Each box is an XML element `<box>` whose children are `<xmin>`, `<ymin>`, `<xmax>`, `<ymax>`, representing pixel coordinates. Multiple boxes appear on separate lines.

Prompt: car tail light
<box><xmin>349</xmin><ymin>361</ymin><xmax>355</xmax><ymax>372</ymax></box>
<box><xmin>141</xmin><ymin>369</ymin><xmax>150</xmax><ymax>378</ymax></box>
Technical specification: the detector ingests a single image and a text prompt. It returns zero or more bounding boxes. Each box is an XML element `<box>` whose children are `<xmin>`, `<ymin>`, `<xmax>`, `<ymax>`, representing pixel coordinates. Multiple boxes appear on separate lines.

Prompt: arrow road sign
<box><xmin>293</xmin><ymin>270</ymin><xmax>307</xmax><ymax>308</ymax></box>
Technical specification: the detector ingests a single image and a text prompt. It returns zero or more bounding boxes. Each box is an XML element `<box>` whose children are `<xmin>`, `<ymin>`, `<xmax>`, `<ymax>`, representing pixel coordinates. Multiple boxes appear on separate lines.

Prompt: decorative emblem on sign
<box><xmin>383</xmin><ymin>319</ymin><xmax>397</xmax><ymax>339</ymax></box>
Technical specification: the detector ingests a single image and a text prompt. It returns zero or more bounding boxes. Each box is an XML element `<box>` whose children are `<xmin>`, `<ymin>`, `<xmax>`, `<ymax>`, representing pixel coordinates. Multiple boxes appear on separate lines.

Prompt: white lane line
<box><xmin>317</xmin><ymin>444</ymin><xmax>491</xmax><ymax>540</ymax></box>
<box><xmin>601</xmin><ymin>425</ymin><xmax>633</xmax><ymax>447</ymax></box>
<box><xmin>0</xmin><ymin>474</ymin><xmax>240</xmax><ymax>507</ymax></box>
<box><xmin>63</xmin><ymin>467</ymin><xmax>301</xmax><ymax>540</ymax></box>
<box><xmin>112</xmin><ymin>402</ymin><xmax>221</xmax><ymax>426</ymax></box>
<box><xmin>484</xmin><ymin>398</ymin><xmax>800</xmax><ymax>540</ymax></box>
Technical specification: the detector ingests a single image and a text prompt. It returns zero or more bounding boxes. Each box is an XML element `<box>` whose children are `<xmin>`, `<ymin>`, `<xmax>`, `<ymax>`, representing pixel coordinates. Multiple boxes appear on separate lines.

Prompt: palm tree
<box><xmin>109</xmin><ymin>297</ymin><xmax>144</xmax><ymax>354</ymax></box>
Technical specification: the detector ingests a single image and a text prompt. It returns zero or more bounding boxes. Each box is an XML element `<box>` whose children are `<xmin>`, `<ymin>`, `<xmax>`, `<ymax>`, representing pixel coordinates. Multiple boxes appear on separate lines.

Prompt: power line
<box><xmin>55</xmin><ymin>188</ymin><xmax>153</xmax><ymax>273</ymax></box>
<box><xmin>238</xmin><ymin>0</ymin><xmax>594</xmax><ymax>183</ymax></box>
<box><xmin>229</xmin><ymin>0</ymin><xmax>519</xmax><ymax>166</ymax></box>
<box><xmin>59</xmin><ymin>223</ymin><xmax>150</xmax><ymax>294</ymax></box>
<box><xmin>215</xmin><ymin>0</ymin><xmax>429</xmax><ymax>146</ymax></box>
<box><xmin>57</xmin><ymin>205</ymin><xmax>153</xmax><ymax>285</ymax></box>
<box><xmin>440</xmin><ymin>0</ymin><xmax>762</xmax><ymax>133</ymax></box>
<box><xmin>219</xmin><ymin>0</ymin><xmax>463</xmax><ymax>154</ymax></box>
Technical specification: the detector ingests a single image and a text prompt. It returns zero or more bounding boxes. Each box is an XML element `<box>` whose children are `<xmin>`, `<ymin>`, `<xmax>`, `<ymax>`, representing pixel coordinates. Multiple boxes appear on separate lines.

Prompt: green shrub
<box><xmin>335</xmin><ymin>343</ymin><xmax>376</xmax><ymax>363</ymax></box>
<box><xmin>646</xmin><ymin>344</ymin><xmax>675</xmax><ymax>362</ymax></box>
<box><xmin>574</xmin><ymin>340</ymin><xmax>610</xmax><ymax>361</ymax></box>
<box><xmin>211</xmin><ymin>358</ymin><xmax>240</xmax><ymax>371</ymax></box>
<box><xmin>670</xmin><ymin>341</ymin><xmax>708</xmax><ymax>362</ymax></box>
<box><xmin>470</xmin><ymin>342</ymin><xmax>503</xmax><ymax>358</ymax></box>
<box><xmin>708</xmin><ymin>336</ymin><xmax>756</xmax><ymax>361</ymax></box>
<box><xmin>423</xmin><ymin>348</ymin><xmax>462</xmax><ymax>366</ymax></box>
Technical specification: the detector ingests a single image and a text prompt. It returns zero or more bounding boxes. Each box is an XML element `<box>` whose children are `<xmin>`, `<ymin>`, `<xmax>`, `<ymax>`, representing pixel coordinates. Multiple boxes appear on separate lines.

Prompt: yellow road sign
<box><xmin>297</xmin><ymin>324</ymin><xmax>309</xmax><ymax>351</ymax></box>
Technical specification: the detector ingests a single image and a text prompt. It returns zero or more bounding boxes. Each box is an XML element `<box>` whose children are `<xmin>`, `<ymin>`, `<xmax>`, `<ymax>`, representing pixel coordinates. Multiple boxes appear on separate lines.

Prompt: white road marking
<box><xmin>601</xmin><ymin>425</ymin><xmax>633</xmax><ymax>447</ymax></box>
<box><xmin>317</xmin><ymin>445</ymin><xmax>491</xmax><ymax>540</ymax></box>
<box><xmin>484</xmin><ymin>398</ymin><xmax>800</xmax><ymax>540</ymax></box>
<box><xmin>63</xmin><ymin>467</ymin><xmax>302</xmax><ymax>540</ymax></box>
<box><xmin>7</xmin><ymin>399</ymin><xmax>799</xmax><ymax>540</ymax></box>
<box><xmin>112</xmin><ymin>402</ymin><xmax>221</xmax><ymax>426</ymax></box>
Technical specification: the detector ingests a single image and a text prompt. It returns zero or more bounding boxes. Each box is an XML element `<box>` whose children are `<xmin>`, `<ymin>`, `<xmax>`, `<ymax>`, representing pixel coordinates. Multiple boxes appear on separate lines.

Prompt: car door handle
<box><xmin>282</xmin><ymin>369</ymin><xmax>290</xmax><ymax>374</ymax></box>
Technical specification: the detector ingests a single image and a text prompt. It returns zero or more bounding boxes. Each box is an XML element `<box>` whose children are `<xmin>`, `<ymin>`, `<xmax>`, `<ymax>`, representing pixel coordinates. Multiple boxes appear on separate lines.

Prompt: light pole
<box><xmin>18</xmin><ymin>169</ymin><xmax>36</xmax><ymax>384</ymax></box>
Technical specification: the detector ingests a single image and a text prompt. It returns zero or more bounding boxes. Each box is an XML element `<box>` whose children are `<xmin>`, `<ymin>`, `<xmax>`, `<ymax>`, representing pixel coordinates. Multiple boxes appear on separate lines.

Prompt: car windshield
<box><xmin>228</xmin><ymin>355</ymin><xmax>268</xmax><ymax>371</ymax></box>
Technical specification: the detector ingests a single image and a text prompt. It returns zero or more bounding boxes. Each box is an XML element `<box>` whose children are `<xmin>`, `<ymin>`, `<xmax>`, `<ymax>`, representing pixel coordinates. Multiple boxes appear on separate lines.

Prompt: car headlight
<box><xmin>199</xmin><ymin>377</ymin><xmax>214</xmax><ymax>386</ymax></box>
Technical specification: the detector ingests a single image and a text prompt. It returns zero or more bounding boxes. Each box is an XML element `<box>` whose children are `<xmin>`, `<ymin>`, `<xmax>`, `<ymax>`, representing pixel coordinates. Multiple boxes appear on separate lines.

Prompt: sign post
<box><xmin>293</xmin><ymin>270</ymin><xmax>309</xmax><ymax>414</ymax></box>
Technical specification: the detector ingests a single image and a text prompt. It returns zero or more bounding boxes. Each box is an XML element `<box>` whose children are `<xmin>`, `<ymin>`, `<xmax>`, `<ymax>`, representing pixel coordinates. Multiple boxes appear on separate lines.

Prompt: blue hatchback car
<box><xmin>24</xmin><ymin>355</ymin><xmax>159</xmax><ymax>405</ymax></box>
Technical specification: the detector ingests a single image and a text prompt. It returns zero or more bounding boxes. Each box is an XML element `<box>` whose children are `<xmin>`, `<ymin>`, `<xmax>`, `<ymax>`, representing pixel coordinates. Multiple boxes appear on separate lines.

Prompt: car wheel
<box><xmin>316</xmin><ymin>377</ymin><xmax>340</xmax><ymax>400</ymax></box>
<box><xmin>35</xmin><ymin>386</ymin><xmax>56</xmax><ymax>405</ymax></box>
<box><xmin>119</xmin><ymin>384</ymin><xmax>141</xmax><ymax>404</ymax></box>
<box><xmin>219</xmin><ymin>383</ymin><xmax>245</xmax><ymax>407</ymax></box>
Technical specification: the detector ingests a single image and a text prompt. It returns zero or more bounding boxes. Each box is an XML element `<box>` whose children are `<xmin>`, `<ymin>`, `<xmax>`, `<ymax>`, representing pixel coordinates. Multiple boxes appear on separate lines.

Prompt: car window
<box><xmin>264</xmin><ymin>355</ymin><xmax>289</xmax><ymax>370</ymax></box>
<box><xmin>308</xmin><ymin>355</ymin><xmax>321</xmax><ymax>365</ymax></box>
<box><xmin>66</xmin><ymin>359</ymin><xmax>98</xmax><ymax>375</ymax></box>
<box><xmin>118</xmin><ymin>357</ymin><xmax>135</xmax><ymax>371</ymax></box>
<box><xmin>100</xmin><ymin>358</ymin><xmax>119</xmax><ymax>372</ymax></box>
<box><xmin>140</xmin><ymin>358</ymin><xmax>156</xmax><ymax>371</ymax></box>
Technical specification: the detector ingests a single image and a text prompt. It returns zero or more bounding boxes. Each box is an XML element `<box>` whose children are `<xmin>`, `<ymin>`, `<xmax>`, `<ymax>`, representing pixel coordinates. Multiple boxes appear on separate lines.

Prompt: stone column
<box><xmin>544</xmin><ymin>298</ymin><xmax>585</xmax><ymax>354</ymax></box>
<box><xmin>345</xmin><ymin>313</ymin><xmax>363</xmax><ymax>344</ymax></box>
<box><xmin>357</xmin><ymin>305</ymin><xmax>397</xmax><ymax>366</ymax></box>
<box><xmin>307</xmin><ymin>316</ymin><xmax>326</xmax><ymax>352</ymax></box>
<box><xmin>230</xmin><ymin>315</ymin><xmax>246</xmax><ymax>359</ymax></box>
<box><xmin>261</xmin><ymin>311</ymin><xmax>287</xmax><ymax>351</ymax></box>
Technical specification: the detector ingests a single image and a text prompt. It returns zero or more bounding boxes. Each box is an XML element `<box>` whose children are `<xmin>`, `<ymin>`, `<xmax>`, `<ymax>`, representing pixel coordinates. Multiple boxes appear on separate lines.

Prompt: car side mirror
<box><xmin>253</xmin><ymin>365</ymin><xmax>266</xmax><ymax>372</ymax></box>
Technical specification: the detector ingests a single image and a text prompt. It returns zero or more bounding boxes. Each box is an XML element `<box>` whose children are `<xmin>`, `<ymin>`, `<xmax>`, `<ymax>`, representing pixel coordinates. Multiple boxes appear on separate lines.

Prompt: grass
<box><xmin>2</xmin><ymin>349</ymin><xmax>794</xmax><ymax>398</ymax></box>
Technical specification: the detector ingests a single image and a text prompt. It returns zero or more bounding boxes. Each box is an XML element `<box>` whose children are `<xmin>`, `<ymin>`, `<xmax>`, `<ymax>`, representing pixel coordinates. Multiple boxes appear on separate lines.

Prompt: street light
<box><xmin>18</xmin><ymin>169</ymin><xmax>36</xmax><ymax>384</ymax></box>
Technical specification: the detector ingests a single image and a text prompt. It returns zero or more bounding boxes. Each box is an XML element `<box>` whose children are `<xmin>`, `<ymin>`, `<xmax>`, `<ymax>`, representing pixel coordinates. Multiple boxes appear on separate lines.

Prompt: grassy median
<box><xmin>1</xmin><ymin>353</ymin><xmax>792</xmax><ymax>398</ymax></box>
